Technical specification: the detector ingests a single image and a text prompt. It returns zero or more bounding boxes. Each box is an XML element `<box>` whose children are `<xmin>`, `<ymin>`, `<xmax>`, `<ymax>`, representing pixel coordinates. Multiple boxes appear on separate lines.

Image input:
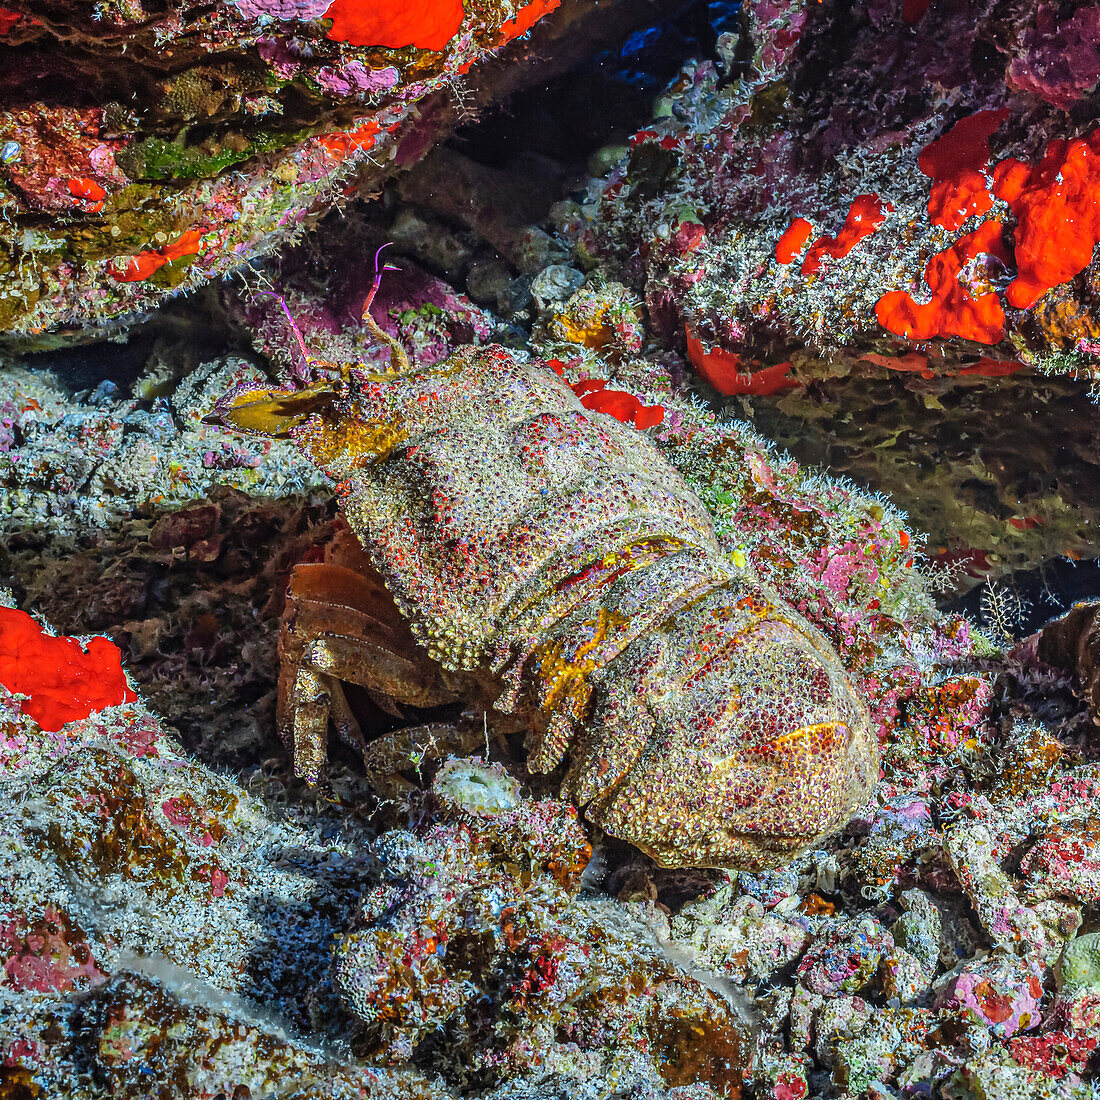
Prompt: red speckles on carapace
<box><xmin>323</xmin><ymin>0</ymin><xmax>464</xmax><ymax>49</ymax></box>
<box><xmin>0</xmin><ymin>607</ymin><xmax>137</xmax><ymax>733</ymax></box>
<box><xmin>919</xmin><ymin>109</ymin><xmax>1009</xmax><ymax>231</ymax></box>
<box><xmin>110</xmin><ymin>227</ymin><xmax>205</xmax><ymax>282</ymax></box>
<box><xmin>0</xmin><ymin>7</ymin><xmax>22</xmax><ymax>33</ymax></box>
<box><xmin>775</xmin><ymin>217</ymin><xmax>813</xmax><ymax>264</ymax></box>
<box><xmin>685</xmin><ymin>327</ymin><xmax>801</xmax><ymax>396</ymax></box>
<box><xmin>875</xmin><ymin>220</ymin><xmax>1009</xmax><ymax>343</ymax></box>
<box><xmin>801</xmin><ymin>195</ymin><xmax>891</xmax><ymax>275</ymax></box>
<box><xmin>498</xmin><ymin>0</ymin><xmax>560</xmax><ymax>44</ymax></box>
<box><xmin>992</xmin><ymin>128</ymin><xmax>1100</xmax><ymax>309</ymax></box>
<box><xmin>67</xmin><ymin>177</ymin><xmax>106</xmax><ymax>213</ymax></box>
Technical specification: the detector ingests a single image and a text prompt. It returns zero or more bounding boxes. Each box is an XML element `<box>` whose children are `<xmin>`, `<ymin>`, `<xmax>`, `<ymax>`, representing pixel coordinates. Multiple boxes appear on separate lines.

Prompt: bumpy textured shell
<box><xmin>286</xmin><ymin>344</ymin><xmax>878</xmax><ymax>868</ymax></box>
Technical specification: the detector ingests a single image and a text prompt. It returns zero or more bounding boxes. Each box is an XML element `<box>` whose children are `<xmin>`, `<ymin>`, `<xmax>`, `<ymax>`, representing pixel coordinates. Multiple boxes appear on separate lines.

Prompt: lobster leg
<box><xmin>278</xmin><ymin>554</ymin><xmax>461</xmax><ymax>784</ymax></box>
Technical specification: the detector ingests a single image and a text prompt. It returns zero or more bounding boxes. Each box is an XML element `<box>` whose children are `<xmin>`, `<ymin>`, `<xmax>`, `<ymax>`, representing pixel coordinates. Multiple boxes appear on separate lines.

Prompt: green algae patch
<box><xmin>117</xmin><ymin>126</ymin><xmax>309</xmax><ymax>183</ymax></box>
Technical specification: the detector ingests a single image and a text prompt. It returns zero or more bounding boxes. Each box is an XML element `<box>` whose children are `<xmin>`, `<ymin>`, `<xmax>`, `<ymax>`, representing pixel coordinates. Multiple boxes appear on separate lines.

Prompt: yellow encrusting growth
<box><xmin>296</xmin><ymin>415</ymin><xmax>407</xmax><ymax>471</ymax></box>
<box><xmin>533</xmin><ymin>608</ymin><xmax>631</xmax><ymax>719</ymax></box>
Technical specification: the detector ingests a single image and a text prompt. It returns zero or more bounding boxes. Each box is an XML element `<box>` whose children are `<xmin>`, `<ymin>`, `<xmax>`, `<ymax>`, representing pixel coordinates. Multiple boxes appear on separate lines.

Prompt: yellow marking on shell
<box><xmin>754</xmin><ymin>721</ymin><xmax>847</xmax><ymax>758</ymax></box>
<box><xmin>533</xmin><ymin>607</ymin><xmax>631</xmax><ymax>719</ymax></box>
<box><xmin>505</xmin><ymin>537</ymin><xmax>683</xmax><ymax>638</ymax></box>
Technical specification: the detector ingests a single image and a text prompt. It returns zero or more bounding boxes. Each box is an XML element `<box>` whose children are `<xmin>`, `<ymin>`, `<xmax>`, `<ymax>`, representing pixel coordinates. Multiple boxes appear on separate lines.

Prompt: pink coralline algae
<box><xmin>315</xmin><ymin>61</ymin><xmax>400</xmax><ymax>96</ymax></box>
<box><xmin>936</xmin><ymin>955</ymin><xmax>1045</xmax><ymax>1038</ymax></box>
<box><xmin>1</xmin><ymin>907</ymin><xmax>106</xmax><ymax>994</ymax></box>
<box><xmin>230</xmin><ymin>0</ymin><xmax>331</xmax><ymax>19</ymax></box>
<box><xmin>1008</xmin><ymin>4</ymin><xmax>1100</xmax><ymax>109</ymax></box>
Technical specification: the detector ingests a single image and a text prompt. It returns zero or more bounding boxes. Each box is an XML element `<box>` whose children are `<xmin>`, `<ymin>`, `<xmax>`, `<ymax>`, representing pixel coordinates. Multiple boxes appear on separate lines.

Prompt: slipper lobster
<box><xmin>217</xmin><ymin>256</ymin><xmax>878</xmax><ymax>869</ymax></box>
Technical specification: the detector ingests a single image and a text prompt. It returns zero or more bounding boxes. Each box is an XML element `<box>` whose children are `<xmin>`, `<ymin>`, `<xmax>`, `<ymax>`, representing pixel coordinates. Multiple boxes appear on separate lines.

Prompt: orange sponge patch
<box><xmin>801</xmin><ymin>195</ymin><xmax>890</xmax><ymax>275</ymax></box>
<box><xmin>0</xmin><ymin>607</ymin><xmax>137</xmax><ymax>732</ymax></box>
<box><xmin>993</xmin><ymin>129</ymin><xmax>1100</xmax><ymax>309</ymax></box>
<box><xmin>918</xmin><ymin>109</ymin><xmax>1009</xmax><ymax>231</ymax></box>
<box><xmin>499</xmin><ymin>0</ymin><xmax>560</xmax><ymax>44</ymax></box>
<box><xmin>775</xmin><ymin>217</ymin><xmax>814</xmax><ymax>264</ymax></box>
<box><xmin>323</xmin><ymin>0</ymin><xmax>464</xmax><ymax>50</ymax></box>
<box><xmin>875</xmin><ymin>220</ymin><xmax>1009</xmax><ymax>344</ymax></box>
<box><xmin>110</xmin><ymin>228</ymin><xmax>205</xmax><ymax>283</ymax></box>
<box><xmin>571</xmin><ymin>379</ymin><xmax>664</xmax><ymax>429</ymax></box>
<box><xmin>685</xmin><ymin>328</ymin><xmax>800</xmax><ymax>396</ymax></box>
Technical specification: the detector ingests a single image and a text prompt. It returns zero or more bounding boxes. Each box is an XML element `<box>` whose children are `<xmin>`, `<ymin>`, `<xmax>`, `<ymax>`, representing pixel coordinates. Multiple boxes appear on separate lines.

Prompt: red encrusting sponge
<box><xmin>546</xmin><ymin>361</ymin><xmax>665</xmax><ymax>429</ymax></box>
<box><xmin>800</xmin><ymin>195</ymin><xmax>891</xmax><ymax>275</ymax></box>
<box><xmin>918</xmin><ymin>109</ymin><xmax>1009</xmax><ymax>232</ymax></box>
<box><xmin>992</xmin><ymin>128</ymin><xmax>1100</xmax><ymax>309</ymax></box>
<box><xmin>684</xmin><ymin>328</ymin><xmax>800</xmax><ymax>396</ymax></box>
<box><xmin>0</xmin><ymin>606</ymin><xmax>137</xmax><ymax>732</ymax></box>
<box><xmin>875</xmin><ymin>220</ymin><xmax>1010</xmax><ymax>343</ymax></box>
<box><xmin>323</xmin><ymin>0</ymin><xmax>464</xmax><ymax>49</ymax></box>
<box><xmin>775</xmin><ymin>218</ymin><xmax>814</xmax><ymax>264</ymax></box>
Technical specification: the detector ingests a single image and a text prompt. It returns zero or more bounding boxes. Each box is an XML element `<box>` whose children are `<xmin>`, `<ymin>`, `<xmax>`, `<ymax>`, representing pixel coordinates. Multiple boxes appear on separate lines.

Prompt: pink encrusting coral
<box><xmin>0</xmin><ymin>607</ymin><xmax>136</xmax><ymax>732</ymax></box>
